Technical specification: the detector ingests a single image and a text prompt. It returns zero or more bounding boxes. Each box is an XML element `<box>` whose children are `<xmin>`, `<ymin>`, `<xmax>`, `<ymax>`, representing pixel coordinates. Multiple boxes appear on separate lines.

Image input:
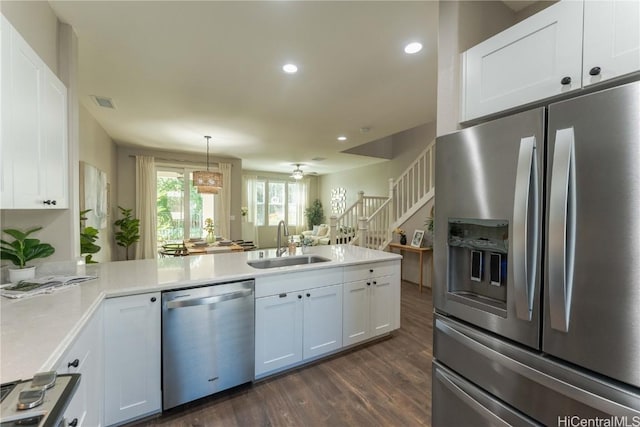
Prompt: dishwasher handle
<box><xmin>166</xmin><ymin>288</ymin><xmax>253</xmax><ymax>309</ymax></box>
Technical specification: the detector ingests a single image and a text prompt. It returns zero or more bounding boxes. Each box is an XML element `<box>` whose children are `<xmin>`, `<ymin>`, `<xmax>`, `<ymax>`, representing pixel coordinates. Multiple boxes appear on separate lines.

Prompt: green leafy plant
<box><xmin>305</xmin><ymin>199</ymin><xmax>324</xmax><ymax>230</ymax></box>
<box><xmin>0</xmin><ymin>227</ymin><xmax>55</xmax><ymax>269</ymax></box>
<box><xmin>424</xmin><ymin>205</ymin><xmax>435</xmax><ymax>234</ymax></box>
<box><xmin>114</xmin><ymin>206</ymin><xmax>140</xmax><ymax>261</ymax></box>
<box><xmin>80</xmin><ymin>209</ymin><xmax>101</xmax><ymax>264</ymax></box>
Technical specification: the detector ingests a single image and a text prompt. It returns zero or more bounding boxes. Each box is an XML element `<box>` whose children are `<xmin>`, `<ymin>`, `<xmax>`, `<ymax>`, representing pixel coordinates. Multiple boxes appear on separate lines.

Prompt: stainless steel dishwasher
<box><xmin>162</xmin><ymin>279</ymin><xmax>255</xmax><ymax>410</ymax></box>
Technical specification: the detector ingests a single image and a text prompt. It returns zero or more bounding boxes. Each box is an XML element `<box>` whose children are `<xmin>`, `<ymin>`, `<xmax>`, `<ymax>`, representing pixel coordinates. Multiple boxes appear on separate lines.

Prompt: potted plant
<box><xmin>0</xmin><ymin>226</ymin><xmax>55</xmax><ymax>282</ymax></box>
<box><xmin>114</xmin><ymin>206</ymin><xmax>140</xmax><ymax>261</ymax></box>
<box><xmin>305</xmin><ymin>199</ymin><xmax>324</xmax><ymax>230</ymax></box>
<box><xmin>80</xmin><ymin>209</ymin><xmax>101</xmax><ymax>264</ymax></box>
<box><xmin>204</xmin><ymin>218</ymin><xmax>215</xmax><ymax>243</ymax></box>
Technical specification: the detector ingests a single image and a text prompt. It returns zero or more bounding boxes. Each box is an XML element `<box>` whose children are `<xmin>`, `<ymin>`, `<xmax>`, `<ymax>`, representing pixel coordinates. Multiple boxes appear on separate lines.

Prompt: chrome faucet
<box><xmin>276</xmin><ymin>220</ymin><xmax>290</xmax><ymax>257</ymax></box>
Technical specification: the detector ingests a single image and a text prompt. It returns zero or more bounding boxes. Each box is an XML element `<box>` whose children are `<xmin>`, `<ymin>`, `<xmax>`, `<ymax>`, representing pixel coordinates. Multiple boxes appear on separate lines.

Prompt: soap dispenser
<box><xmin>288</xmin><ymin>236</ymin><xmax>296</xmax><ymax>255</ymax></box>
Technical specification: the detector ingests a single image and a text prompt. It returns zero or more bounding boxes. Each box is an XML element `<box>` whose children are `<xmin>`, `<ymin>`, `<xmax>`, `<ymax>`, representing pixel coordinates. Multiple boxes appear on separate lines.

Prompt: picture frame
<box><xmin>410</xmin><ymin>229</ymin><xmax>425</xmax><ymax>248</ymax></box>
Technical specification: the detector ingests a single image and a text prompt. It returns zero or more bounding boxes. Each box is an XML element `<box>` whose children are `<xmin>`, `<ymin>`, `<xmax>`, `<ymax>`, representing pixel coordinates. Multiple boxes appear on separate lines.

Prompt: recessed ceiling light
<box><xmin>282</xmin><ymin>63</ymin><xmax>298</xmax><ymax>74</ymax></box>
<box><xmin>337</xmin><ymin>136</ymin><xmax>347</xmax><ymax>141</ymax></box>
<box><xmin>404</xmin><ymin>42</ymin><xmax>423</xmax><ymax>54</ymax></box>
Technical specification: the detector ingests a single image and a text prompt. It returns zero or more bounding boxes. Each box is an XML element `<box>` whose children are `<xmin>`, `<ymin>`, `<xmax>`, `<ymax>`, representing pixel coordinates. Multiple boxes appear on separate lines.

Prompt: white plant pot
<box><xmin>8</xmin><ymin>266</ymin><xmax>36</xmax><ymax>283</ymax></box>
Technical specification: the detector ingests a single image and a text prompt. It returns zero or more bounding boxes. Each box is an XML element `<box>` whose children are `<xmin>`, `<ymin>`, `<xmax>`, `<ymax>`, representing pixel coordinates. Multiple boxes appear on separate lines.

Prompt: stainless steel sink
<box><xmin>247</xmin><ymin>255</ymin><xmax>331</xmax><ymax>269</ymax></box>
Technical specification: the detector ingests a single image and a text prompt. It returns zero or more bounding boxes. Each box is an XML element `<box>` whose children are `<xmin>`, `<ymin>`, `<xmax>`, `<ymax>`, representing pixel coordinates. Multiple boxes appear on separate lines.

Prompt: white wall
<box><xmin>79</xmin><ymin>105</ymin><xmax>118</xmax><ymax>262</ymax></box>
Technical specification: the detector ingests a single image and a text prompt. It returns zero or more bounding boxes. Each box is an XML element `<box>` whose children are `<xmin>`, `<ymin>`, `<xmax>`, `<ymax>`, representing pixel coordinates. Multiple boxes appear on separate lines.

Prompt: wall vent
<box><xmin>90</xmin><ymin>95</ymin><xmax>116</xmax><ymax>109</ymax></box>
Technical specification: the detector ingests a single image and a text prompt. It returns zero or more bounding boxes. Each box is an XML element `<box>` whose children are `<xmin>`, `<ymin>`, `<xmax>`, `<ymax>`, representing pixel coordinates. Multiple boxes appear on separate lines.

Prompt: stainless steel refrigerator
<box><xmin>433</xmin><ymin>80</ymin><xmax>640</xmax><ymax>426</ymax></box>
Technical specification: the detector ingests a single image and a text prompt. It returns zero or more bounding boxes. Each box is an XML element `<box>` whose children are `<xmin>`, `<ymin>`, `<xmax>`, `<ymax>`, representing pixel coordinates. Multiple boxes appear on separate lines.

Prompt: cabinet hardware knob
<box><xmin>298</xmin><ymin>295</ymin><xmax>302</xmax><ymax>299</ymax></box>
<box><xmin>369</xmin><ymin>269</ymin><xmax>374</xmax><ymax>273</ymax></box>
<box><xmin>69</xmin><ymin>418</ymin><xmax>78</xmax><ymax>427</ymax></box>
<box><xmin>306</xmin><ymin>293</ymin><xmax>310</xmax><ymax>297</ymax></box>
<box><xmin>279</xmin><ymin>293</ymin><xmax>287</xmax><ymax>298</ymax></box>
<box><xmin>367</xmin><ymin>282</ymin><xmax>371</xmax><ymax>286</ymax></box>
<box><xmin>560</xmin><ymin>76</ymin><xmax>571</xmax><ymax>85</ymax></box>
<box><xmin>150</xmin><ymin>297</ymin><xmax>157</xmax><ymax>302</ymax></box>
<box><xmin>68</xmin><ymin>359</ymin><xmax>80</xmax><ymax>368</ymax></box>
<box><xmin>373</xmin><ymin>281</ymin><xmax>377</xmax><ymax>285</ymax></box>
<box><xmin>43</xmin><ymin>200</ymin><xmax>56</xmax><ymax>205</ymax></box>
<box><xmin>589</xmin><ymin>66</ymin><xmax>601</xmax><ymax>76</ymax></box>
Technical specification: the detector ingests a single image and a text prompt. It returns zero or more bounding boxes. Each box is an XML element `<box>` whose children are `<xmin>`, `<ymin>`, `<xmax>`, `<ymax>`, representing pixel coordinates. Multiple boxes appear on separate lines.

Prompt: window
<box><xmin>252</xmin><ymin>178</ymin><xmax>305</xmax><ymax>226</ymax></box>
<box><xmin>156</xmin><ymin>167</ymin><xmax>215</xmax><ymax>244</ymax></box>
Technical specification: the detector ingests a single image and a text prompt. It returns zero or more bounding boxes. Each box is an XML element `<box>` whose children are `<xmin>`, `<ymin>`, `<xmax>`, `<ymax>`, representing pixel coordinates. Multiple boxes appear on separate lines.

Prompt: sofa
<box><xmin>301</xmin><ymin>224</ymin><xmax>330</xmax><ymax>245</ymax></box>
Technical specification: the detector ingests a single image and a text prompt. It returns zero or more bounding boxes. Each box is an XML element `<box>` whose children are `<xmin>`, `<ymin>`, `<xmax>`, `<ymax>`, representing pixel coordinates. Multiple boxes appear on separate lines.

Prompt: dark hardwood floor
<box><xmin>132</xmin><ymin>281</ymin><xmax>433</xmax><ymax>427</ymax></box>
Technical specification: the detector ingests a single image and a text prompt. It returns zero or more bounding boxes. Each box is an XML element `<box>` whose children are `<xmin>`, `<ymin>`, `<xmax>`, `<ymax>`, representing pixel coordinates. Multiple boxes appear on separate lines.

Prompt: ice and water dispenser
<box><xmin>447</xmin><ymin>219</ymin><xmax>508</xmax><ymax>315</ymax></box>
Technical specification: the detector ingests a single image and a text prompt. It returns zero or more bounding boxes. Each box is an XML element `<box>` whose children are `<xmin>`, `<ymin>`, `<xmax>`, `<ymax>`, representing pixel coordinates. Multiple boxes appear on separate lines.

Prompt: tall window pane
<box><xmin>157</xmin><ymin>168</ymin><xmax>215</xmax><ymax>245</ymax></box>
<box><xmin>256</xmin><ymin>181</ymin><xmax>265</xmax><ymax>226</ymax></box>
<box><xmin>288</xmin><ymin>182</ymin><xmax>299</xmax><ymax>226</ymax></box>
<box><xmin>268</xmin><ymin>181</ymin><xmax>285</xmax><ymax>225</ymax></box>
<box><xmin>156</xmin><ymin>170</ymin><xmax>185</xmax><ymax>243</ymax></box>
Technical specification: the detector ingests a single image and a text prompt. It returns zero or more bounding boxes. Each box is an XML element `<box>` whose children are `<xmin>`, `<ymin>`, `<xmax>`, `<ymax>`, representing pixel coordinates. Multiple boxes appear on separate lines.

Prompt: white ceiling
<box><xmin>48</xmin><ymin>1</ymin><xmax>439</xmax><ymax>176</ymax></box>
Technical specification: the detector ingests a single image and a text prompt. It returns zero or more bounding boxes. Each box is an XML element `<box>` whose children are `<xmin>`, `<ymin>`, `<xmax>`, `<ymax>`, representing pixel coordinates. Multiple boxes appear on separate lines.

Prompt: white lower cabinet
<box><xmin>56</xmin><ymin>306</ymin><xmax>103</xmax><ymax>427</ymax></box>
<box><xmin>103</xmin><ymin>293</ymin><xmax>161</xmax><ymax>426</ymax></box>
<box><xmin>343</xmin><ymin>261</ymin><xmax>401</xmax><ymax>347</ymax></box>
<box><xmin>255</xmin><ymin>282</ymin><xmax>343</xmax><ymax>377</ymax></box>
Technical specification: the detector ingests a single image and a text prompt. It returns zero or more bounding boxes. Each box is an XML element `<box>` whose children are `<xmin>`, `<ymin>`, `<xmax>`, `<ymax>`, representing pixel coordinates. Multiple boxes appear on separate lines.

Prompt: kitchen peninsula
<box><xmin>1</xmin><ymin>244</ymin><xmax>401</xmax><ymax>426</ymax></box>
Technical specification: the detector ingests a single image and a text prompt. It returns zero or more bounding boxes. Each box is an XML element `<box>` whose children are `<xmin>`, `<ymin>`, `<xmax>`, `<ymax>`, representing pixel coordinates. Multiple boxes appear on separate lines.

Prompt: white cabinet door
<box><xmin>56</xmin><ymin>306</ymin><xmax>103</xmax><ymax>427</ymax></box>
<box><xmin>370</xmin><ymin>276</ymin><xmax>396</xmax><ymax>338</ymax></box>
<box><xmin>342</xmin><ymin>280</ymin><xmax>371</xmax><ymax>347</ymax></box>
<box><xmin>255</xmin><ymin>292</ymin><xmax>304</xmax><ymax>376</ymax></box>
<box><xmin>583</xmin><ymin>0</ymin><xmax>640</xmax><ymax>87</ymax></box>
<box><xmin>41</xmin><ymin>67</ymin><xmax>68</xmax><ymax>208</ymax></box>
<box><xmin>0</xmin><ymin>15</ymin><xmax>68</xmax><ymax>209</ymax></box>
<box><xmin>461</xmin><ymin>0</ymin><xmax>583</xmax><ymax>122</ymax></box>
<box><xmin>104</xmin><ymin>293</ymin><xmax>161</xmax><ymax>426</ymax></box>
<box><xmin>303</xmin><ymin>283</ymin><xmax>343</xmax><ymax>359</ymax></box>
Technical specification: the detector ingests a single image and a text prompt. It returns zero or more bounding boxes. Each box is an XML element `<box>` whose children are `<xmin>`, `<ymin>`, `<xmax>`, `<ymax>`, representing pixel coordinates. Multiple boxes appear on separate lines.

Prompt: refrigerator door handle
<box><xmin>513</xmin><ymin>136</ymin><xmax>539</xmax><ymax>321</ymax></box>
<box><xmin>548</xmin><ymin>127</ymin><xmax>577</xmax><ymax>332</ymax></box>
<box><xmin>434</xmin><ymin>364</ymin><xmax>512</xmax><ymax>427</ymax></box>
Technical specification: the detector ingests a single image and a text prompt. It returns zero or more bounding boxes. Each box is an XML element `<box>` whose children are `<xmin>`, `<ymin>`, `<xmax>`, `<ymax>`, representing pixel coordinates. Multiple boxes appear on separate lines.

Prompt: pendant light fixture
<box><xmin>290</xmin><ymin>164</ymin><xmax>304</xmax><ymax>180</ymax></box>
<box><xmin>193</xmin><ymin>136</ymin><xmax>223</xmax><ymax>194</ymax></box>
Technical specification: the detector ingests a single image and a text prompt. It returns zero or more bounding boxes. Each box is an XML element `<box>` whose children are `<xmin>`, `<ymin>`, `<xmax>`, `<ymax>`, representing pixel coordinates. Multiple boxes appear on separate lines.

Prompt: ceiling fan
<box><xmin>290</xmin><ymin>164</ymin><xmax>304</xmax><ymax>180</ymax></box>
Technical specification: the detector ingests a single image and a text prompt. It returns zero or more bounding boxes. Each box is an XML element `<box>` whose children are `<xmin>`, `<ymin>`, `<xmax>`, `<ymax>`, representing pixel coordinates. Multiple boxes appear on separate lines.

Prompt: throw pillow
<box><xmin>317</xmin><ymin>225</ymin><xmax>329</xmax><ymax>237</ymax></box>
<box><xmin>312</xmin><ymin>225</ymin><xmax>320</xmax><ymax>236</ymax></box>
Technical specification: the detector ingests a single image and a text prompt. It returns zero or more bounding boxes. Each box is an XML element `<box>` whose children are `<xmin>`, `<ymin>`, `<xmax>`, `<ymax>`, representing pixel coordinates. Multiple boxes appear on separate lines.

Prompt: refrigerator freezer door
<box><xmin>545</xmin><ymin>81</ymin><xmax>640</xmax><ymax>389</ymax></box>
<box><xmin>434</xmin><ymin>314</ymin><xmax>640</xmax><ymax>425</ymax></box>
<box><xmin>432</xmin><ymin>362</ymin><xmax>540</xmax><ymax>427</ymax></box>
<box><xmin>434</xmin><ymin>108</ymin><xmax>545</xmax><ymax>348</ymax></box>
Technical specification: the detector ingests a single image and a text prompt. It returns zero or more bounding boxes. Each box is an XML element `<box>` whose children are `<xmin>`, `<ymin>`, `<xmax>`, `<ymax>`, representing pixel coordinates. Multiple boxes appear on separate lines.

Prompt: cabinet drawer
<box><xmin>343</xmin><ymin>261</ymin><xmax>398</xmax><ymax>283</ymax></box>
<box><xmin>255</xmin><ymin>267</ymin><xmax>343</xmax><ymax>298</ymax></box>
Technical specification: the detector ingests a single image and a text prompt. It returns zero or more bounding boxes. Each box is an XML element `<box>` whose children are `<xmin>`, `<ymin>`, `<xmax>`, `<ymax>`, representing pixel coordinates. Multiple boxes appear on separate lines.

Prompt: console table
<box><xmin>388</xmin><ymin>243</ymin><xmax>433</xmax><ymax>293</ymax></box>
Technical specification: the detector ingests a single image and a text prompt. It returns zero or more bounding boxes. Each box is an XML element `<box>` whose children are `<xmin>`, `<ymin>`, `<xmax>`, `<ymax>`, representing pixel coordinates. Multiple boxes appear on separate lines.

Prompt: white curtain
<box><xmin>215</xmin><ymin>163</ymin><xmax>232</xmax><ymax>239</ymax></box>
<box><xmin>243</xmin><ymin>174</ymin><xmax>258</xmax><ymax>246</ymax></box>
<box><xmin>295</xmin><ymin>178</ymin><xmax>310</xmax><ymax>234</ymax></box>
<box><xmin>135</xmin><ymin>156</ymin><xmax>157</xmax><ymax>259</ymax></box>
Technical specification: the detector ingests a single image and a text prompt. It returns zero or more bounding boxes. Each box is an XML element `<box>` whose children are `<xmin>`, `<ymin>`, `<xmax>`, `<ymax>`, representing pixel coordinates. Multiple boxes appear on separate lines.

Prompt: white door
<box><xmin>104</xmin><ymin>293</ymin><xmax>161</xmax><ymax>426</ymax></box>
<box><xmin>342</xmin><ymin>280</ymin><xmax>371</xmax><ymax>346</ymax></box>
<box><xmin>583</xmin><ymin>1</ymin><xmax>640</xmax><ymax>87</ymax></box>
<box><xmin>461</xmin><ymin>0</ymin><xmax>583</xmax><ymax>122</ymax></box>
<box><xmin>370</xmin><ymin>276</ymin><xmax>395</xmax><ymax>337</ymax></box>
<box><xmin>255</xmin><ymin>292</ymin><xmax>303</xmax><ymax>376</ymax></box>
<box><xmin>303</xmin><ymin>284</ymin><xmax>343</xmax><ymax>360</ymax></box>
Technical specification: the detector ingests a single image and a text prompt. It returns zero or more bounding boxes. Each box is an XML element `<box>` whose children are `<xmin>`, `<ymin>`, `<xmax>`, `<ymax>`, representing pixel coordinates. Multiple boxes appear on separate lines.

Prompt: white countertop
<box><xmin>0</xmin><ymin>245</ymin><xmax>400</xmax><ymax>383</ymax></box>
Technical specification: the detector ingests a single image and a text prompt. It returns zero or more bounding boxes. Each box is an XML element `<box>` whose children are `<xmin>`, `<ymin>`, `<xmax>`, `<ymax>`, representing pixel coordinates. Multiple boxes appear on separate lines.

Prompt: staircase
<box><xmin>329</xmin><ymin>140</ymin><xmax>436</xmax><ymax>250</ymax></box>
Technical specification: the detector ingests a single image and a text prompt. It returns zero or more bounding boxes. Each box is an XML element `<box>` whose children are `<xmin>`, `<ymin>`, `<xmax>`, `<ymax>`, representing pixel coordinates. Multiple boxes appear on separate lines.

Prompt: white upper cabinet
<box><xmin>0</xmin><ymin>15</ymin><xmax>68</xmax><ymax>209</ymax></box>
<box><xmin>583</xmin><ymin>1</ymin><xmax>640</xmax><ymax>87</ymax></box>
<box><xmin>461</xmin><ymin>1</ymin><xmax>584</xmax><ymax>122</ymax></box>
